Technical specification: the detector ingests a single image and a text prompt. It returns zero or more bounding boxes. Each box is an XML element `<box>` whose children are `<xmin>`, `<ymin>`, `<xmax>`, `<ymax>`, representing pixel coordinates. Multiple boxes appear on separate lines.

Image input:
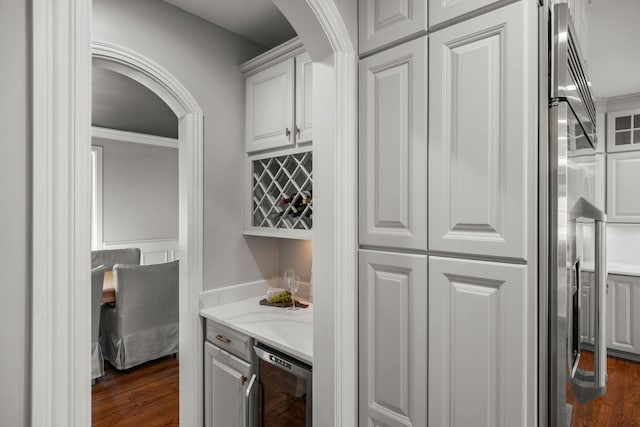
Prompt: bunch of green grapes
<box><xmin>268</xmin><ymin>291</ymin><xmax>292</xmax><ymax>304</ymax></box>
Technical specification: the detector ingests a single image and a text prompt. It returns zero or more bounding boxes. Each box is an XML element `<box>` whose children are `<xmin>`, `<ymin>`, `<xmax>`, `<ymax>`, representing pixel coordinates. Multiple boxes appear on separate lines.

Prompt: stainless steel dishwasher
<box><xmin>253</xmin><ymin>344</ymin><xmax>312</xmax><ymax>426</ymax></box>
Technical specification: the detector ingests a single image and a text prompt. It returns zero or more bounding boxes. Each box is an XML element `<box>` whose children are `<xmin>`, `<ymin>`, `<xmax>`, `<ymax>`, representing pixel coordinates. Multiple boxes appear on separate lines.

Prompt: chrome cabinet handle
<box><xmin>243</xmin><ymin>374</ymin><xmax>256</xmax><ymax>427</ymax></box>
<box><xmin>285</xmin><ymin>128</ymin><xmax>291</xmax><ymax>140</ymax></box>
<box><xmin>569</xmin><ymin>197</ymin><xmax>608</xmax><ymax>403</ymax></box>
<box><xmin>296</xmin><ymin>126</ymin><xmax>301</xmax><ymax>138</ymax></box>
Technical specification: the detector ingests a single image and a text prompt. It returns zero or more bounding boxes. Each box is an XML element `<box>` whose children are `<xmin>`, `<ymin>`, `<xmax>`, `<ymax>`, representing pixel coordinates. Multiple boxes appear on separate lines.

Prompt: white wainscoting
<box><xmin>102</xmin><ymin>239</ymin><xmax>179</xmax><ymax>265</ymax></box>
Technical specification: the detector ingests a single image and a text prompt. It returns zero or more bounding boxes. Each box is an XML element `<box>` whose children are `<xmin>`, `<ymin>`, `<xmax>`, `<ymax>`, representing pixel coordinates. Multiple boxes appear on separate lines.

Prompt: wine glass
<box><xmin>284</xmin><ymin>270</ymin><xmax>299</xmax><ymax>310</ymax></box>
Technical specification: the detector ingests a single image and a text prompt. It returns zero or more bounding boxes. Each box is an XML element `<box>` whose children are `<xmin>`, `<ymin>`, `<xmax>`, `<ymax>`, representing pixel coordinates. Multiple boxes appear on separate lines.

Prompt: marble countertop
<box><xmin>200</xmin><ymin>296</ymin><xmax>313</xmax><ymax>364</ymax></box>
<box><xmin>581</xmin><ymin>262</ymin><xmax>640</xmax><ymax>276</ymax></box>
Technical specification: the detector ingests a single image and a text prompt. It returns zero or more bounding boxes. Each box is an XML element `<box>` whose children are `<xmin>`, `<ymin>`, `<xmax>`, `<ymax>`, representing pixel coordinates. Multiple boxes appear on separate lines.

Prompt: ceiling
<box><xmin>162</xmin><ymin>0</ymin><xmax>297</xmax><ymax>48</ymax></box>
<box><xmin>586</xmin><ymin>0</ymin><xmax>640</xmax><ymax>99</ymax></box>
<box><xmin>92</xmin><ymin>66</ymin><xmax>178</xmax><ymax>138</ymax></box>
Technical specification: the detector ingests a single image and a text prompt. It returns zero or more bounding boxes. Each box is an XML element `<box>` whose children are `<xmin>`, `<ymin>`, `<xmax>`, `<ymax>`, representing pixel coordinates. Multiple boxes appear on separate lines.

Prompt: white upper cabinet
<box><xmin>607</xmin><ymin>108</ymin><xmax>640</xmax><ymax>153</ymax></box>
<box><xmin>245</xmin><ymin>58</ymin><xmax>295</xmax><ymax>153</ymax></box>
<box><xmin>429</xmin><ymin>0</ymin><xmax>503</xmax><ymax>28</ymax></box>
<box><xmin>359</xmin><ymin>249</ymin><xmax>427</xmax><ymax>427</ymax></box>
<box><xmin>359</xmin><ymin>37</ymin><xmax>428</xmax><ymax>250</ymax></box>
<box><xmin>359</xmin><ymin>0</ymin><xmax>427</xmax><ymax>55</ymax></box>
<box><xmin>295</xmin><ymin>52</ymin><xmax>313</xmax><ymax>144</ymax></box>
<box><xmin>607</xmin><ymin>151</ymin><xmax>640</xmax><ymax>223</ymax></box>
<box><xmin>429</xmin><ymin>3</ymin><xmax>528</xmax><ymax>260</ymax></box>
<box><xmin>429</xmin><ymin>256</ymin><xmax>530</xmax><ymax>427</ymax></box>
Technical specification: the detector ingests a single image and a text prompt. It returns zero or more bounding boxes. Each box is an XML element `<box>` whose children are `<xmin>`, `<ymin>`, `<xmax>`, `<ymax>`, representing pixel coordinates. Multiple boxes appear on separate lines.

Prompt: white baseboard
<box><xmin>102</xmin><ymin>238</ymin><xmax>178</xmax><ymax>265</ymax></box>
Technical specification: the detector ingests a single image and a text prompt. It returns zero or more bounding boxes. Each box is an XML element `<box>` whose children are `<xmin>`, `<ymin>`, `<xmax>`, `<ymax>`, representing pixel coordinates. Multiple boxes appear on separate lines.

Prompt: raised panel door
<box><xmin>204</xmin><ymin>342</ymin><xmax>252</xmax><ymax>427</ymax></box>
<box><xmin>429</xmin><ymin>0</ymin><xmax>503</xmax><ymax>28</ymax></box>
<box><xmin>359</xmin><ymin>249</ymin><xmax>427</xmax><ymax>427</ymax></box>
<box><xmin>429</xmin><ymin>3</ymin><xmax>527</xmax><ymax>259</ymax></box>
<box><xmin>429</xmin><ymin>256</ymin><xmax>530</xmax><ymax>427</ymax></box>
<box><xmin>607</xmin><ymin>151</ymin><xmax>640</xmax><ymax>222</ymax></box>
<box><xmin>359</xmin><ymin>0</ymin><xmax>427</xmax><ymax>55</ymax></box>
<box><xmin>245</xmin><ymin>58</ymin><xmax>294</xmax><ymax>153</ymax></box>
<box><xmin>359</xmin><ymin>37</ymin><xmax>427</xmax><ymax>250</ymax></box>
<box><xmin>295</xmin><ymin>52</ymin><xmax>313</xmax><ymax>144</ymax></box>
<box><xmin>607</xmin><ymin>275</ymin><xmax>640</xmax><ymax>354</ymax></box>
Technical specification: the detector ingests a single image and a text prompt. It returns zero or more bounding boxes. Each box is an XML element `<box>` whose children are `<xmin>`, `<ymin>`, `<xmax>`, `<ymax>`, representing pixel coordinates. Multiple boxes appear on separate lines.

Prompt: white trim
<box><xmin>32</xmin><ymin>0</ymin><xmax>92</xmax><ymax>425</ymax></box>
<box><xmin>92</xmin><ymin>126</ymin><xmax>179</xmax><ymax>149</ymax></box>
<box><xmin>102</xmin><ymin>239</ymin><xmax>179</xmax><ymax>265</ymax></box>
<box><xmin>101</xmin><ymin>237</ymin><xmax>178</xmax><ymax>245</ymax></box>
<box><xmin>239</xmin><ymin>36</ymin><xmax>305</xmax><ymax>76</ymax></box>
<box><xmin>91</xmin><ymin>146</ymin><xmax>104</xmax><ymax>250</ymax></box>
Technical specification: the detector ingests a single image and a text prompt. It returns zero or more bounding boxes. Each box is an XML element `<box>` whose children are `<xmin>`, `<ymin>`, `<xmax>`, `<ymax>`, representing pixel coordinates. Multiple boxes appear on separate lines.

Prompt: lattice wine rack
<box><xmin>251</xmin><ymin>151</ymin><xmax>312</xmax><ymax>231</ymax></box>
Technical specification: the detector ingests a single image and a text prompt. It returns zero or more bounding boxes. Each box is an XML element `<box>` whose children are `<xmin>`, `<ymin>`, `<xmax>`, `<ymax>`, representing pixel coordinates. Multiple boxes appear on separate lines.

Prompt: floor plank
<box><xmin>569</xmin><ymin>352</ymin><xmax>640</xmax><ymax>427</ymax></box>
<box><xmin>92</xmin><ymin>356</ymin><xmax>179</xmax><ymax>427</ymax></box>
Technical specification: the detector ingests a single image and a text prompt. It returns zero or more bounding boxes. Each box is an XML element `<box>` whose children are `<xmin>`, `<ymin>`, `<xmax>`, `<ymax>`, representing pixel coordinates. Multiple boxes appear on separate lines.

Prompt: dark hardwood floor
<box><xmin>92</xmin><ymin>356</ymin><xmax>179</xmax><ymax>427</ymax></box>
<box><xmin>569</xmin><ymin>352</ymin><xmax>640</xmax><ymax>427</ymax></box>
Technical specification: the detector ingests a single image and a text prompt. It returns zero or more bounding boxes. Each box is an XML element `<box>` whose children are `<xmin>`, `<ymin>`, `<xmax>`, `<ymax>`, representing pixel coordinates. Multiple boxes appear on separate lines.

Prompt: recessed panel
<box><xmin>612</xmin><ymin>280</ymin><xmax>632</xmax><ymax>347</ymax></box>
<box><xmin>359</xmin><ymin>0</ymin><xmax>427</xmax><ymax>55</ymax></box>
<box><xmin>608</xmin><ymin>152</ymin><xmax>640</xmax><ymax>222</ymax></box>
<box><xmin>253</xmin><ymin>74</ymin><xmax>289</xmax><ymax>139</ymax></box>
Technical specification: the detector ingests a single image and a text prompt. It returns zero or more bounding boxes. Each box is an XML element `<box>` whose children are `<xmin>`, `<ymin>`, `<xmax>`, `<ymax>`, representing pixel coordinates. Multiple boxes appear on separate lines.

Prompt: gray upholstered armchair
<box><xmin>91</xmin><ymin>248</ymin><xmax>141</xmax><ymax>270</ymax></box>
<box><xmin>91</xmin><ymin>265</ymin><xmax>106</xmax><ymax>381</ymax></box>
<box><xmin>100</xmin><ymin>260</ymin><xmax>179</xmax><ymax>370</ymax></box>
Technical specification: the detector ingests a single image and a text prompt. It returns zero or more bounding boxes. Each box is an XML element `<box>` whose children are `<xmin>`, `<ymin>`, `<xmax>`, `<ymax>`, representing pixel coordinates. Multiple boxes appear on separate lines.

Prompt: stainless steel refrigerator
<box><xmin>544</xmin><ymin>4</ymin><xmax>608</xmax><ymax>426</ymax></box>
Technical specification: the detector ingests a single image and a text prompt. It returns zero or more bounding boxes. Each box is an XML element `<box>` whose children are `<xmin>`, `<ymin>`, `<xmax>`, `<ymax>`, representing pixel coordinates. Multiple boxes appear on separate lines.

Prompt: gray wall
<box><xmin>94</xmin><ymin>137</ymin><xmax>179</xmax><ymax>243</ymax></box>
<box><xmin>94</xmin><ymin>0</ymin><xmax>280</xmax><ymax>288</ymax></box>
<box><xmin>0</xmin><ymin>0</ymin><xmax>30</xmax><ymax>424</ymax></box>
<box><xmin>279</xmin><ymin>240</ymin><xmax>312</xmax><ymax>283</ymax></box>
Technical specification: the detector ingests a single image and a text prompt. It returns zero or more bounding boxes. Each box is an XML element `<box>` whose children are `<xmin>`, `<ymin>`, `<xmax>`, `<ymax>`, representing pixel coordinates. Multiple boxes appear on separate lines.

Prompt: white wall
<box><xmin>0</xmin><ymin>0</ymin><xmax>30</xmax><ymax>424</ymax></box>
<box><xmin>94</xmin><ymin>137</ymin><xmax>179</xmax><ymax>243</ymax></box>
<box><xmin>279</xmin><ymin>240</ymin><xmax>312</xmax><ymax>282</ymax></box>
<box><xmin>93</xmin><ymin>0</ymin><xmax>280</xmax><ymax>289</ymax></box>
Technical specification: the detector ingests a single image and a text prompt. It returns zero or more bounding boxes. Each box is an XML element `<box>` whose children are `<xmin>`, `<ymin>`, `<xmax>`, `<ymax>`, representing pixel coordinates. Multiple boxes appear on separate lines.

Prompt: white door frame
<box><xmin>31</xmin><ymin>1</ymin><xmax>356</xmax><ymax>426</ymax></box>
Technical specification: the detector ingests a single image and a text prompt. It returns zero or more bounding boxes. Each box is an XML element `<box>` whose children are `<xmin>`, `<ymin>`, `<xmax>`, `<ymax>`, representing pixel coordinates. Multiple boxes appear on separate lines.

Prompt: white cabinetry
<box><xmin>245</xmin><ymin>58</ymin><xmax>294</xmax><ymax>153</ymax></box>
<box><xmin>429</xmin><ymin>256</ymin><xmax>528</xmax><ymax>427</ymax></box>
<box><xmin>359</xmin><ymin>249</ymin><xmax>427</xmax><ymax>427</ymax></box>
<box><xmin>429</xmin><ymin>0</ymin><xmax>502</xmax><ymax>28</ymax></box>
<box><xmin>607</xmin><ymin>274</ymin><xmax>640</xmax><ymax>355</ymax></box>
<box><xmin>429</xmin><ymin>2</ymin><xmax>527</xmax><ymax>260</ymax></box>
<box><xmin>359</xmin><ymin>37</ymin><xmax>427</xmax><ymax>250</ymax></box>
<box><xmin>243</xmin><ymin>39</ymin><xmax>312</xmax><ymax>153</ymax></box>
<box><xmin>606</xmin><ymin>108</ymin><xmax>640</xmax><ymax>153</ymax></box>
<box><xmin>204</xmin><ymin>342</ymin><xmax>253</xmax><ymax>427</ymax></box>
<box><xmin>358</xmin><ymin>0</ymin><xmax>427</xmax><ymax>55</ymax></box>
<box><xmin>607</xmin><ymin>151</ymin><xmax>640</xmax><ymax>222</ymax></box>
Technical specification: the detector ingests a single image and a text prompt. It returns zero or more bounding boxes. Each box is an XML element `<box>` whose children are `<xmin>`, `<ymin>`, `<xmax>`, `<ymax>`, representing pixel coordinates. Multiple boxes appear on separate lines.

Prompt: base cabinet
<box><xmin>204</xmin><ymin>342</ymin><xmax>253</xmax><ymax>427</ymax></box>
<box><xmin>607</xmin><ymin>274</ymin><xmax>640</xmax><ymax>354</ymax></box>
<box><xmin>358</xmin><ymin>249</ymin><xmax>427</xmax><ymax>427</ymax></box>
<box><xmin>429</xmin><ymin>256</ymin><xmax>529</xmax><ymax>427</ymax></box>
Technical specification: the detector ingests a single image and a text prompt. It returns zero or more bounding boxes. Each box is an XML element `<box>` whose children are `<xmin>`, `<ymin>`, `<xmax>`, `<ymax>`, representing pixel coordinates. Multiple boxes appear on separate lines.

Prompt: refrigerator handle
<box><xmin>569</xmin><ymin>197</ymin><xmax>608</xmax><ymax>404</ymax></box>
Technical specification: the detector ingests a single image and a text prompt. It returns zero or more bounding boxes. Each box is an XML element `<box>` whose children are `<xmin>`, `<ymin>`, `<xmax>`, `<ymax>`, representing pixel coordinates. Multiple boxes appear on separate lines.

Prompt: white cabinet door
<box><xmin>607</xmin><ymin>151</ymin><xmax>640</xmax><ymax>222</ymax></box>
<box><xmin>359</xmin><ymin>0</ymin><xmax>427</xmax><ymax>55</ymax></box>
<box><xmin>359</xmin><ymin>37</ymin><xmax>427</xmax><ymax>250</ymax></box>
<box><xmin>607</xmin><ymin>275</ymin><xmax>640</xmax><ymax>354</ymax></box>
<box><xmin>429</xmin><ymin>0</ymin><xmax>502</xmax><ymax>28</ymax></box>
<box><xmin>295</xmin><ymin>52</ymin><xmax>313</xmax><ymax>144</ymax></box>
<box><xmin>429</xmin><ymin>3</ymin><xmax>528</xmax><ymax>260</ymax></box>
<box><xmin>359</xmin><ymin>249</ymin><xmax>427</xmax><ymax>427</ymax></box>
<box><xmin>245</xmin><ymin>58</ymin><xmax>294</xmax><ymax>153</ymax></box>
<box><xmin>606</xmin><ymin>108</ymin><xmax>640</xmax><ymax>153</ymax></box>
<box><xmin>429</xmin><ymin>256</ymin><xmax>530</xmax><ymax>427</ymax></box>
<box><xmin>204</xmin><ymin>342</ymin><xmax>252</xmax><ymax>427</ymax></box>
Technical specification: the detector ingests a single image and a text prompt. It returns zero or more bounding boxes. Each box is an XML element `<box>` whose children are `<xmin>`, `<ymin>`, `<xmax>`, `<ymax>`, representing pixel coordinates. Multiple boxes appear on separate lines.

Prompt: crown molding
<box><xmin>239</xmin><ymin>37</ymin><xmax>305</xmax><ymax>76</ymax></box>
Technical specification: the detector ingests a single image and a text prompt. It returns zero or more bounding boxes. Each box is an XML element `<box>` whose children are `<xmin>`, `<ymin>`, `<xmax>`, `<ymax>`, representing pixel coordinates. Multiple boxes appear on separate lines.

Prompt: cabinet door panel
<box><xmin>295</xmin><ymin>52</ymin><xmax>313</xmax><ymax>144</ymax></box>
<box><xmin>204</xmin><ymin>342</ymin><xmax>251</xmax><ymax>427</ymax></box>
<box><xmin>429</xmin><ymin>256</ymin><xmax>528</xmax><ymax>427</ymax></box>
<box><xmin>606</xmin><ymin>275</ymin><xmax>640</xmax><ymax>353</ymax></box>
<box><xmin>359</xmin><ymin>250</ymin><xmax>427</xmax><ymax>427</ymax></box>
<box><xmin>359</xmin><ymin>37</ymin><xmax>427</xmax><ymax>250</ymax></box>
<box><xmin>359</xmin><ymin>0</ymin><xmax>427</xmax><ymax>55</ymax></box>
<box><xmin>429</xmin><ymin>0</ymin><xmax>502</xmax><ymax>28</ymax></box>
<box><xmin>429</xmin><ymin>3</ymin><xmax>527</xmax><ymax>259</ymax></box>
<box><xmin>245</xmin><ymin>58</ymin><xmax>294</xmax><ymax>153</ymax></box>
<box><xmin>607</xmin><ymin>151</ymin><xmax>640</xmax><ymax>222</ymax></box>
